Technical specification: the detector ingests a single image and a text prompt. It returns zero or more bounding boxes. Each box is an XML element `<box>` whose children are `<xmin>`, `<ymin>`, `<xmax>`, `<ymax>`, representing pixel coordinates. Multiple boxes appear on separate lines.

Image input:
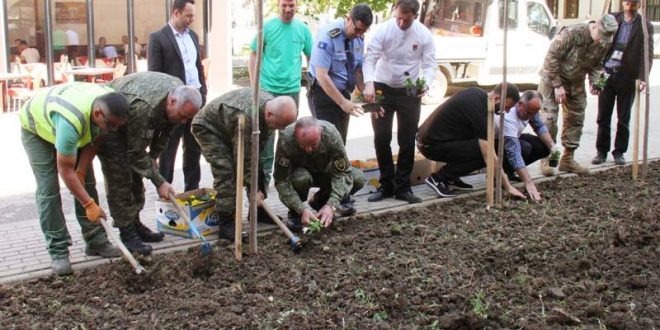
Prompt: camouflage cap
<box><xmin>598</xmin><ymin>14</ymin><xmax>618</xmax><ymax>43</ymax></box>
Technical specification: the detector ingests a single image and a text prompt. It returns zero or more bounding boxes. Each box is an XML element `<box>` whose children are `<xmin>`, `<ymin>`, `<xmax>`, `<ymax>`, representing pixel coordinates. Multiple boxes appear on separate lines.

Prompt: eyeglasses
<box><xmin>350</xmin><ymin>17</ymin><xmax>369</xmax><ymax>34</ymax></box>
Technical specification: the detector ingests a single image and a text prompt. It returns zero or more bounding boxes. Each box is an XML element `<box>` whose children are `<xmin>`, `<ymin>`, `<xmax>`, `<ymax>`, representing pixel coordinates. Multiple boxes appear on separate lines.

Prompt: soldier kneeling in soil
<box><xmin>85</xmin><ymin>72</ymin><xmax>203</xmax><ymax>256</ymax></box>
<box><xmin>274</xmin><ymin>116</ymin><xmax>366</xmax><ymax>232</ymax></box>
<box><xmin>192</xmin><ymin>88</ymin><xmax>298</xmax><ymax>242</ymax></box>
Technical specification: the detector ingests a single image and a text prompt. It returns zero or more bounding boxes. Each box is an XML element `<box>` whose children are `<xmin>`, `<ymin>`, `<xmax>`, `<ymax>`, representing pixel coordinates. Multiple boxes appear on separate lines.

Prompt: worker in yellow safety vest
<box><xmin>20</xmin><ymin>82</ymin><xmax>130</xmax><ymax>276</ymax></box>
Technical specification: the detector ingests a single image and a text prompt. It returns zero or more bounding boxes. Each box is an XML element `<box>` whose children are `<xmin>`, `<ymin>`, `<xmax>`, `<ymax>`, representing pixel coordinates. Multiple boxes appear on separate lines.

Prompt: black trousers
<box><xmin>311</xmin><ymin>85</ymin><xmax>350</xmax><ymax>145</ymax></box>
<box><xmin>596</xmin><ymin>71</ymin><xmax>635</xmax><ymax>154</ymax></box>
<box><xmin>502</xmin><ymin>134</ymin><xmax>550</xmax><ymax>173</ymax></box>
<box><xmin>158</xmin><ymin>118</ymin><xmax>201</xmax><ymax>191</ymax></box>
<box><xmin>372</xmin><ymin>83</ymin><xmax>421</xmax><ymax>194</ymax></box>
<box><xmin>418</xmin><ymin>138</ymin><xmax>484</xmax><ymax>179</ymax></box>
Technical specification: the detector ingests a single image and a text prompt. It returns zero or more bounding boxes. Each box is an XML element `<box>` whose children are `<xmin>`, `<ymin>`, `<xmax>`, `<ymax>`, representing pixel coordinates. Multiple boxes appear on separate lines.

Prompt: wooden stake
<box><xmin>640</xmin><ymin>0</ymin><xmax>651</xmax><ymax>177</ymax></box>
<box><xmin>486</xmin><ymin>96</ymin><xmax>495</xmax><ymax>207</ymax></box>
<box><xmin>632</xmin><ymin>80</ymin><xmax>640</xmax><ymax>180</ymax></box>
<box><xmin>235</xmin><ymin>115</ymin><xmax>245</xmax><ymax>261</ymax></box>
<box><xmin>248</xmin><ymin>0</ymin><xmax>264</xmax><ymax>254</ymax></box>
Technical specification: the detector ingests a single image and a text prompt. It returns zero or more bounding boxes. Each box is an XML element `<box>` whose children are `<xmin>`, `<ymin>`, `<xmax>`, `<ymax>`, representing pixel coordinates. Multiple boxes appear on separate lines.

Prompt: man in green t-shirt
<box><xmin>248</xmin><ymin>0</ymin><xmax>313</xmax><ymax>188</ymax></box>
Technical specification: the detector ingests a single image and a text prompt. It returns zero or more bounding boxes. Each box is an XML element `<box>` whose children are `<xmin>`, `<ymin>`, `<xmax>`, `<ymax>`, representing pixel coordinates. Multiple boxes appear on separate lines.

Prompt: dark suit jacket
<box><xmin>148</xmin><ymin>24</ymin><xmax>207</xmax><ymax>100</ymax></box>
<box><xmin>607</xmin><ymin>12</ymin><xmax>654</xmax><ymax>81</ymax></box>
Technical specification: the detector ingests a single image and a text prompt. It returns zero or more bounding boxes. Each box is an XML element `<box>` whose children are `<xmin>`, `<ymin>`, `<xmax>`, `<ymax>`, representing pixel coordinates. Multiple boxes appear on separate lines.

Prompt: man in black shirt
<box><xmin>417</xmin><ymin>83</ymin><xmax>525</xmax><ymax>198</ymax></box>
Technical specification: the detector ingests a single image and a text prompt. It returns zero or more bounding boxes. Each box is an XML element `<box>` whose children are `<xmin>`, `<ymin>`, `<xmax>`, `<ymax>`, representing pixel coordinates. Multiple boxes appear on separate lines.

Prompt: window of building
<box><xmin>564</xmin><ymin>0</ymin><xmax>579</xmax><ymax>19</ymax></box>
<box><xmin>647</xmin><ymin>0</ymin><xmax>660</xmax><ymax>21</ymax></box>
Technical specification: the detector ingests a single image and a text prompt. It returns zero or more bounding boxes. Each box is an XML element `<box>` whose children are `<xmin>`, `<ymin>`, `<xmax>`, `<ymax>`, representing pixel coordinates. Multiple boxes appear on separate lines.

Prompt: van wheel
<box><xmin>422</xmin><ymin>72</ymin><xmax>448</xmax><ymax>105</ymax></box>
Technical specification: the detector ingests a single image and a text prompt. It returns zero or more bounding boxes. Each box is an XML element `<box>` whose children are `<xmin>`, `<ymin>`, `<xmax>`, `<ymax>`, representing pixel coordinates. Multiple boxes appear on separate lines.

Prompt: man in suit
<box><xmin>148</xmin><ymin>0</ymin><xmax>207</xmax><ymax>191</ymax></box>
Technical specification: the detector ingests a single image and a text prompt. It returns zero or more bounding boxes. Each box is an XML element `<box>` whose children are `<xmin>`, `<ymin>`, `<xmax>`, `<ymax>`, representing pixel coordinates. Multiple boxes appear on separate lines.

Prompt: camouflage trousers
<box><xmin>192</xmin><ymin>123</ymin><xmax>248</xmax><ymax>219</ymax></box>
<box><xmin>97</xmin><ymin>131</ymin><xmax>146</xmax><ymax>228</ymax></box>
<box><xmin>289</xmin><ymin>167</ymin><xmax>366</xmax><ymax>206</ymax></box>
<box><xmin>538</xmin><ymin>78</ymin><xmax>587</xmax><ymax>150</ymax></box>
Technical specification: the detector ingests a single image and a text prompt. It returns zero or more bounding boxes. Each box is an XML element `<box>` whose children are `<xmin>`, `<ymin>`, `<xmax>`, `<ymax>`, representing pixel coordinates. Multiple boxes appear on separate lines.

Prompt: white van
<box><xmin>422</xmin><ymin>0</ymin><xmax>557</xmax><ymax>100</ymax></box>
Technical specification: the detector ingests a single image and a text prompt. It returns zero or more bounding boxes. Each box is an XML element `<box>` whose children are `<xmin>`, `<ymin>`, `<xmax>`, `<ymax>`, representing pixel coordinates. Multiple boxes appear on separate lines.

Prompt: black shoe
<box><xmin>218</xmin><ymin>220</ymin><xmax>248</xmax><ymax>243</ymax></box>
<box><xmin>367</xmin><ymin>188</ymin><xmax>394</xmax><ymax>202</ymax></box>
<box><xmin>119</xmin><ymin>226</ymin><xmax>153</xmax><ymax>256</ymax></box>
<box><xmin>336</xmin><ymin>202</ymin><xmax>357</xmax><ymax>216</ymax></box>
<box><xmin>425</xmin><ymin>175</ymin><xmax>456</xmax><ymax>198</ymax></box>
<box><xmin>612</xmin><ymin>152</ymin><xmax>625</xmax><ymax>166</ymax></box>
<box><xmin>395</xmin><ymin>191</ymin><xmax>422</xmax><ymax>204</ymax></box>
<box><xmin>135</xmin><ymin>221</ymin><xmax>165</xmax><ymax>242</ymax></box>
<box><xmin>445</xmin><ymin>177</ymin><xmax>473</xmax><ymax>190</ymax></box>
<box><xmin>592</xmin><ymin>152</ymin><xmax>607</xmax><ymax>165</ymax></box>
<box><xmin>286</xmin><ymin>211</ymin><xmax>302</xmax><ymax>233</ymax></box>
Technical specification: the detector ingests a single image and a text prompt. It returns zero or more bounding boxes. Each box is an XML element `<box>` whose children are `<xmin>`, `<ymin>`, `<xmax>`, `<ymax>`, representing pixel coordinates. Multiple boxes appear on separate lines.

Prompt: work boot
<box><xmin>217</xmin><ymin>217</ymin><xmax>247</xmax><ymax>242</ymax></box>
<box><xmin>540</xmin><ymin>158</ymin><xmax>555</xmax><ymax>176</ymax></box>
<box><xmin>51</xmin><ymin>257</ymin><xmax>73</xmax><ymax>276</ymax></box>
<box><xmin>612</xmin><ymin>151</ymin><xmax>626</xmax><ymax>166</ymax></box>
<box><xmin>85</xmin><ymin>241</ymin><xmax>121</xmax><ymax>258</ymax></box>
<box><xmin>559</xmin><ymin>149</ymin><xmax>589</xmax><ymax>174</ymax></box>
<box><xmin>135</xmin><ymin>221</ymin><xmax>165</xmax><ymax>242</ymax></box>
<box><xmin>119</xmin><ymin>225</ymin><xmax>153</xmax><ymax>256</ymax></box>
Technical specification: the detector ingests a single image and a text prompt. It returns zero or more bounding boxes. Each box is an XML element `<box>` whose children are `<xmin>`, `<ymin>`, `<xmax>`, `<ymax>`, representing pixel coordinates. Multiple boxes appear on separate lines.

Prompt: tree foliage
<box><xmin>297</xmin><ymin>0</ymin><xmax>392</xmax><ymax>18</ymax></box>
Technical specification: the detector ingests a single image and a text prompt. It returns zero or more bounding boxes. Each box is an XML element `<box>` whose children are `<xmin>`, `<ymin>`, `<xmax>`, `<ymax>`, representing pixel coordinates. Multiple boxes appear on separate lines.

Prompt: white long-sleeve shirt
<box><xmin>363</xmin><ymin>19</ymin><xmax>436</xmax><ymax>88</ymax></box>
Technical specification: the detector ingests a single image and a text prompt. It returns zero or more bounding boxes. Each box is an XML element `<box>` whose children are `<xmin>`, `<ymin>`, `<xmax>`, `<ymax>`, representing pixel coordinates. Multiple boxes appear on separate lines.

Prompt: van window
<box><xmin>433</xmin><ymin>0</ymin><xmax>487</xmax><ymax>35</ymax></box>
<box><xmin>527</xmin><ymin>2</ymin><xmax>551</xmax><ymax>36</ymax></box>
<box><xmin>499</xmin><ymin>0</ymin><xmax>518</xmax><ymax>29</ymax></box>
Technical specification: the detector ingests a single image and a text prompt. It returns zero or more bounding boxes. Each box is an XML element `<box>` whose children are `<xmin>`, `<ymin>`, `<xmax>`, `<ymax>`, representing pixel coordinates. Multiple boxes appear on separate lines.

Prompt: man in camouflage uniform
<box><xmin>191</xmin><ymin>88</ymin><xmax>297</xmax><ymax>241</ymax></box>
<box><xmin>274</xmin><ymin>117</ymin><xmax>366</xmax><ymax>232</ymax></box>
<box><xmin>538</xmin><ymin>14</ymin><xmax>618</xmax><ymax>175</ymax></box>
<box><xmin>94</xmin><ymin>72</ymin><xmax>203</xmax><ymax>255</ymax></box>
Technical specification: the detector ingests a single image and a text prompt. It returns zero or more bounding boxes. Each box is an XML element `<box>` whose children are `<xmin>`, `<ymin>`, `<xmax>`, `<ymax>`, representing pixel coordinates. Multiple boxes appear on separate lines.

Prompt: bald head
<box><xmin>264</xmin><ymin>96</ymin><xmax>297</xmax><ymax>130</ymax></box>
<box><xmin>294</xmin><ymin>116</ymin><xmax>322</xmax><ymax>153</ymax></box>
<box><xmin>516</xmin><ymin>90</ymin><xmax>543</xmax><ymax>120</ymax></box>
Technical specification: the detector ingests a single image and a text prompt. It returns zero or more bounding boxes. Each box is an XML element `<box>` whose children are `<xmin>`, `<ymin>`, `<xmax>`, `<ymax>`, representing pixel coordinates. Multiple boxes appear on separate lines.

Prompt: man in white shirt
<box><xmin>362</xmin><ymin>0</ymin><xmax>436</xmax><ymax>204</ymax></box>
<box><xmin>17</xmin><ymin>40</ymin><xmax>40</xmax><ymax>63</ymax></box>
<box><xmin>498</xmin><ymin>90</ymin><xmax>557</xmax><ymax>201</ymax></box>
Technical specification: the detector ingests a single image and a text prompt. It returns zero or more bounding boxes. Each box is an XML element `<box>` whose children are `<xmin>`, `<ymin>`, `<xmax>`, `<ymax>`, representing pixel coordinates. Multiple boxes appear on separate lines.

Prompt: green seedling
<box><xmin>549</xmin><ymin>149</ymin><xmax>561</xmax><ymax>167</ymax></box>
<box><xmin>471</xmin><ymin>291</ymin><xmax>489</xmax><ymax>319</ymax></box>
<box><xmin>592</xmin><ymin>72</ymin><xmax>610</xmax><ymax>91</ymax></box>
<box><xmin>306</xmin><ymin>219</ymin><xmax>322</xmax><ymax>234</ymax></box>
<box><xmin>404</xmin><ymin>72</ymin><xmax>427</xmax><ymax>96</ymax></box>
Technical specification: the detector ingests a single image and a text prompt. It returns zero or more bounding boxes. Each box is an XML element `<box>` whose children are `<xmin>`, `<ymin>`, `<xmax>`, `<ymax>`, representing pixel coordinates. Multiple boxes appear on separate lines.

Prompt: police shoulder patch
<box><xmin>317</xmin><ymin>41</ymin><xmax>328</xmax><ymax>50</ymax></box>
<box><xmin>333</xmin><ymin>158</ymin><xmax>348</xmax><ymax>172</ymax></box>
<box><xmin>328</xmin><ymin>28</ymin><xmax>341</xmax><ymax>38</ymax></box>
<box><xmin>277</xmin><ymin>157</ymin><xmax>290</xmax><ymax>167</ymax></box>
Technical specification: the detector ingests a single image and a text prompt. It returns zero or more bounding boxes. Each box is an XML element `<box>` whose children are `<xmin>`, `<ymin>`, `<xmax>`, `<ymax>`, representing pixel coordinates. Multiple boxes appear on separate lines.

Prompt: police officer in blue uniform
<box><xmin>307</xmin><ymin>3</ymin><xmax>374</xmax><ymax>144</ymax></box>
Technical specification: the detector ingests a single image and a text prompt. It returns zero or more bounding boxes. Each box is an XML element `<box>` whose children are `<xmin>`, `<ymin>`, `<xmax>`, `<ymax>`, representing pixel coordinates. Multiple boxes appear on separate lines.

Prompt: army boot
<box><xmin>217</xmin><ymin>216</ymin><xmax>247</xmax><ymax>242</ymax></box>
<box><xmin>540</xmin><ymin>158</ymin><xmax>555</xmax><ymax>176</ymax></box>
<box><xmin>119</xmin><ymin>225</ymin><xmax>153</xmax><ymax>256</ymax></box>
<box><xmin>135</xmin><ymin>221</ymin><xmax>165</xmax><ymax>242</ymax></box>
<box><xmin>559</xmin><ymin>148</ymin><xmax>589</xmax><ymax>174</ymax></box>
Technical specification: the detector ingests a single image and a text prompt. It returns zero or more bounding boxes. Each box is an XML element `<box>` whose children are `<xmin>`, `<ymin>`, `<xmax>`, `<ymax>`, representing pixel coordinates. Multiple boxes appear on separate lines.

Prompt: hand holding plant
<box><xmin>592</xmin><ymin>71</ymin><xmax>610</xmax><ymax>91</ymax></box>
<box><xmin>404</xmin><ymin>72</ymin><xmax>427</xmax><ymax>97</ymax></box>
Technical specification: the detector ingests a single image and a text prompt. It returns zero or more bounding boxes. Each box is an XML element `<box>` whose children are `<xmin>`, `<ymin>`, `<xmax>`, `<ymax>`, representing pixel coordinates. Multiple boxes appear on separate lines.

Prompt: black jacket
<box><xmin>147</xmin><ymin>24</ymin><xmax>207</xmax><ymax>100</ymax></box>
<box><xmin>606</xmin><ymin>11</ymin><xmax>654</xmax><ymax>81</ymax></box>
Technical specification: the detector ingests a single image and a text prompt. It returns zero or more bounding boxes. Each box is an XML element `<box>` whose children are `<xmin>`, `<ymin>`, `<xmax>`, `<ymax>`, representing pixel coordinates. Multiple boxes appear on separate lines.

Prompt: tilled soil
<box><xmin>1</xmin><ymin>164</ymin><xmax>658</xmax><ymax>329</ymax></box>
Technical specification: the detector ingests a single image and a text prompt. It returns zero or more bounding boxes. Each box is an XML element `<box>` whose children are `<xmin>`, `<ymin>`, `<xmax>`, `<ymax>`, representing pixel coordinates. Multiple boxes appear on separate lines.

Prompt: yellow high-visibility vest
<box><xmin>19</xmin><ymin>83</ymin><xmax>112</xmax><ymax>147</ymax></box>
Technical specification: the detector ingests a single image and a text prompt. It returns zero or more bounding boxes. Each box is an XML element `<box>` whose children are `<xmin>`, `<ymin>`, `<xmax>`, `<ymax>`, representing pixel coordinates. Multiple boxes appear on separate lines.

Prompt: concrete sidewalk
<box><xmin>1</xmin><ymin>69</ymin><xmax>658</xmax><ymax>284</ymax></box>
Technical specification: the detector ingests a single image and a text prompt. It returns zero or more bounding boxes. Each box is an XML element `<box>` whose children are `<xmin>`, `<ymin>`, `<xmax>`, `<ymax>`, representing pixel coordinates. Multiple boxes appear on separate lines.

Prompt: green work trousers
<box><xmin>21</xmin><ymin>129</ymin><xmax>108</xmax><ymax>259</ymax></box>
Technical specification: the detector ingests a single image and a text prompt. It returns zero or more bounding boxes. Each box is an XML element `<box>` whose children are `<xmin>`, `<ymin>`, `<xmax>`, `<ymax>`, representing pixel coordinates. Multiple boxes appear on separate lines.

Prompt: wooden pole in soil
<box><xmin>495</xmin><ymin>0</ymin><xmax>509</xmax><ymax>205</ymax></box>
<box><xmin>639</xmin><ymin>0</ymin><xmax>651</xmax><ymax>177</ymax></box>
<box><xmin>249</xmin><ymin>0</ymin><xmax>264</xmax><ymax>254</ymax></box>
<box><xmin>235</xmin><ymin>116</ymin><xmax>245</xmax><ymax>261</ymax></box>
<box><xmin>632</xmin><ymin>80</ymin><xmax>640</xmax><ymax>180</ymax></box>
<box><xmin>486</xmin><ymin>96</ymin><xmax>495</xmax><ymax>207</ymax></box>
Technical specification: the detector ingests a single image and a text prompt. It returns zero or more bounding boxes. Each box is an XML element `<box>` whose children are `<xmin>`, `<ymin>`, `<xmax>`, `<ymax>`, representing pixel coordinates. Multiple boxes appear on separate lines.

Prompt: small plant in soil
<box><xmin>471</xmin><ymin>291</ymin><xmax>489</xmax><ymax>319</ymax></box>
<box><xmin>306</xmin><ymin>219</ymin><xmax>322</xmax><ymax>234</ymax></box>
<box><xmin>549</xmin><ymin>149</ymin><xmax>561</xmax><ymax>167</ymax></box>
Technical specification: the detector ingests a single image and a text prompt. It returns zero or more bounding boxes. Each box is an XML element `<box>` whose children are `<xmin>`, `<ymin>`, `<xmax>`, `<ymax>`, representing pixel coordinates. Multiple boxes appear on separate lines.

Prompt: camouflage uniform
<box><xmin>539</xmin><ymin>23</ymin><xmax>612</xmax><ymax>149</ymax></box>
<box><xmin>98</xmin><ymin>72</ymin><xmax>183</xmax><ymax>228</ymax></box>
<box><xmin>191</xmin><ymin>88</ymin><xmax>273</xmax><ymax>219</ymax></box>
<box><xmin>274</xmin><ymin>120</ymin><xmax>365</xmax><ymax>215</ymax></box>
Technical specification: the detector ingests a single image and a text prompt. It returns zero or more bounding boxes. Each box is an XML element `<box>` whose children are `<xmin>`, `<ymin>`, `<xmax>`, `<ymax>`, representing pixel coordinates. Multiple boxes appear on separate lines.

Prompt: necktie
<box><xmin>344</xmin><ymin>38</ymin><xmax>355</xmax><ymax>92</ymax></box>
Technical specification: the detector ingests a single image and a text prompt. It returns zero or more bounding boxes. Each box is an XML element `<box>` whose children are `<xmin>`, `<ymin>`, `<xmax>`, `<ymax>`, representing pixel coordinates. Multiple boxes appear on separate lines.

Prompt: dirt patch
<box><xmin>1</xmin><ymin>164</ymin><xmax>658</xmax><ymax>328</ymax></box>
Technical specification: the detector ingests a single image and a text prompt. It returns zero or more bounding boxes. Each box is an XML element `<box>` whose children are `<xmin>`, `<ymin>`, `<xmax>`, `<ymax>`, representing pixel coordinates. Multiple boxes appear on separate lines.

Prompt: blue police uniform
<box><xmin>307</xmin><ymin>18</ymin><xmax>364</xmax><ymax>144</ymax></box>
